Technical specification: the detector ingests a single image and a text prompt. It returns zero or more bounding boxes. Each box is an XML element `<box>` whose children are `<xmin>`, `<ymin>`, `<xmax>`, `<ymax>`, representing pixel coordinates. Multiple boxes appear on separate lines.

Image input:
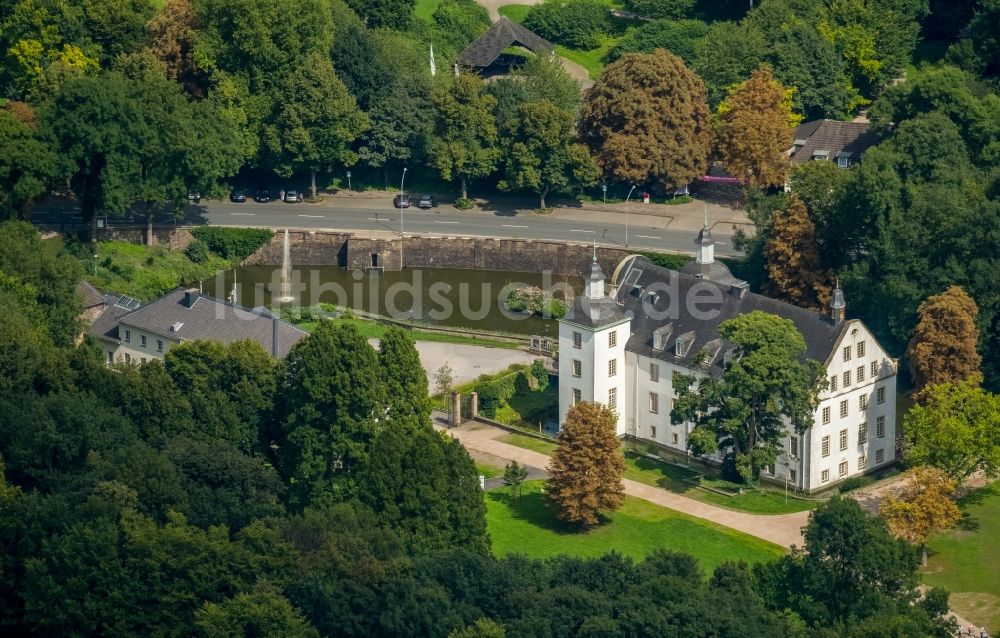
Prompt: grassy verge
<box><xmin>476</xmin><ymin>463</ymin><xmax>504</xmax><ymax>479</ymax></box>
<box><xmin>922</xmin><ymin>481</ymin><xmax>1000</xmax><ymax>630</ymax></box>
<box><xmin>498</xmin><ymin>433</ymin><xmax>558</xmax><ymax>455</ymax></box>
<box><xmin>498</xmin><ymin>434</ymin><xmax>818</xmax><ymax>515</ymax></box>
<box><xmin>497</xmin><ymin>3</ymin><xmax>531</xmax><ymax>21</ymax></box>
<box><xmin>294</xmin><ymin>315</ymin><xmax>522</xmax><ymax>350</ymax></box>
<box><xmin>486</xmin><ymin>480</ymin><xmax>784</xmax><ymax>568</ymax></box>
<box><xmin>414</xmin><ymin>0</ymin><xmax>442</xmax><ymax>20</ymax></box>
<box><xmin>74</xmin><ymin>240</ymin><xmax>235</xmax><ymax>302</ymax></box>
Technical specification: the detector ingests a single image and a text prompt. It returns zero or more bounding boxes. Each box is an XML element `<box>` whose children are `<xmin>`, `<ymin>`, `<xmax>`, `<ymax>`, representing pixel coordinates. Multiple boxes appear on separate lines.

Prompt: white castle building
<box><xmin>558</xmin><ymin>224</ymin><xmax>897</xmax><ymax>493</ymax></box>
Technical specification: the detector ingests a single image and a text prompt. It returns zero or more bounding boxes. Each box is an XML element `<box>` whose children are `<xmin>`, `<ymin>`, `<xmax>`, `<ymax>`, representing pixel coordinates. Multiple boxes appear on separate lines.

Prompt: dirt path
<box><xmin>439</xmin><ymin>420</ymin><xmax>808</xmax><ymax>548</ymax></box>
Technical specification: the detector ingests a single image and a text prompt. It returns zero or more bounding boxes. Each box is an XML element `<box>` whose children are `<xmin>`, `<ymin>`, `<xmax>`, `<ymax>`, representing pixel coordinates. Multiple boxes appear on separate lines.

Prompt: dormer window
<box><xmin>652</xmin><ymin>324</ymin><xmax>673</xmax><ymax>351</ymax></box>
<box><xmin>836</xmin><ymin>153</ymin><xmax>851</xmax><ymax>168</ymax></box>
<box><xmin>674</xmin><ymin>331</ymin><xmax>696</xmax><ymax>357</ymax></box>
<box><xmin>812</xmin><ymin>150</ymin><xmax>830</xmax><ymax>161</ymax></box>
<box><xmin>171</xmin><ymin>322</ymin><xmax>184</xmax><ymax>332</ymax></box>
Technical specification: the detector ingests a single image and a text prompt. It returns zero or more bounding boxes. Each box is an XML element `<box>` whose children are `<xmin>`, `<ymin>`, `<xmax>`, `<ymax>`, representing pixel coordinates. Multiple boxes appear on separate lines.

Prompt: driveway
<box><xmin>369</xmin><ymin>339</ymin><xmax>537</xmax><ymax>388</ymax></box>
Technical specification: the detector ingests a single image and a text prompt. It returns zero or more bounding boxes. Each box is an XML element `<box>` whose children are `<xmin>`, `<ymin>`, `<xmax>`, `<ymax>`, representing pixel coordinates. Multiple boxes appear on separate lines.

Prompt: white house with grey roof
<box><xmin>558</xmin><ymin>223</ymin><xmax>898</xmax><ymax>494</ymax></box>
<box><xmin>88</xmin><ymin>287</ymin><xmax>306</xmax><ymax>365</ymax></box>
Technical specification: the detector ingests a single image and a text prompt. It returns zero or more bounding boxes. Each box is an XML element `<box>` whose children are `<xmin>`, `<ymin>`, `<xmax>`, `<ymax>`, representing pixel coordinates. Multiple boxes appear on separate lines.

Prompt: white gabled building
<box><xmin>558</xmin><ymin>224</ymin><xmax>897</xmax><ymax>494</ymax></box>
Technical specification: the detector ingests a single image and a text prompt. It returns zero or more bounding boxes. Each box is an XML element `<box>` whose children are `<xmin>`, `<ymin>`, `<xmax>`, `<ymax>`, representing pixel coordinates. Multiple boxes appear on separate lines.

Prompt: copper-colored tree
<box><xmin>547</xmin><ymin>401</ymin><xmax>625</xmax><ymax>527</ymax></box>
<box><xmin>764</xmin><ymin>195</ymin><xmax>833</xmax><ymax>312</ymax></box>
<box><xmin>880</xmin><ymin>466</ymin><xmax>962</xmax><ymax>566</ymax></box>
<box><xmin>579</xmin><ymin>49</ymin><xmax>711</xmax><ymax>189</ymax></box>
<box><xmin>716</xmin><ymin>66</ymin><xmax>796</xmax><ymax>188</ymax></box>
<box><xmin>147</xmin><ymin>0</ymin><xmax>207</xmax><ymax>97</ymax></box>
<box><xmin>906</xmin><ymin>286</ymin><xmax>982</xmax><ymax>396</ymax></box>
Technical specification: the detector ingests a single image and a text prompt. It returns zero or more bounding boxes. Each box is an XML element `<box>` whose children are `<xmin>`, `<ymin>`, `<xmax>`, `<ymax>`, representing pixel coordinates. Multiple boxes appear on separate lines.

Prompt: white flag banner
<box><xmin>429</xmin><ymin>44</ymin><xmax>436</xmax><ymax>77</ymax></box>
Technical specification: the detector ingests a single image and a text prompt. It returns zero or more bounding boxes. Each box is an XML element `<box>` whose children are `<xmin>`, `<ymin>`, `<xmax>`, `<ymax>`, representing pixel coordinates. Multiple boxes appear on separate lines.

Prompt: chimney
<box><xmin>830</xmin><ymin>281</ymin><xmax>846</xmax><ymax>326</ymax></box>
<box><xmin>183</xmin><ymin>290</ymin><xmax>198</xmax><ymax>308</ymax></box>
<box><xmin>272</xmin><ymin>315</ymin><xmax>280</xmax><ymax>359</ymax></box>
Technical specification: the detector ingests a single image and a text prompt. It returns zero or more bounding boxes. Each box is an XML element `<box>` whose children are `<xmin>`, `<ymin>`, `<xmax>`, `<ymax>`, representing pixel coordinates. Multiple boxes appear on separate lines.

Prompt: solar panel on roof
<box><xmin>114</xmin><ymin>295</ymin><xmax>142</xmax><ymax>311</ymax></box>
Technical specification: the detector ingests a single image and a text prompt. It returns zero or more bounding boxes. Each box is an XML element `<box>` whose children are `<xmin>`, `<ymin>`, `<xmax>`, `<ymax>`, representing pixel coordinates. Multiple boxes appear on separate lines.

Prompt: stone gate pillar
<box><xmin>470</xmin><ymin>392</ymin><xmax>479</xmax><ymax>419</ymax></box>
<box><xmin>451</xmin><ymin>391</ymin><xmax>462</xmax><ymax>427</ymax></box>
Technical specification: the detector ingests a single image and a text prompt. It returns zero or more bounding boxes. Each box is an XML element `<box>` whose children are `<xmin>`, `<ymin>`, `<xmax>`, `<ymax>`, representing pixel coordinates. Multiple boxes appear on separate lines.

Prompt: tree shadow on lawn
<box><xmin>624</xmin><ymin>453</ymin><xmax>700</xmax><ymax>495</ymax></box>
<box><xmin>488</xmin><ymin>490</ymin><xmax>612</xmax><ymax>534</ymax></box>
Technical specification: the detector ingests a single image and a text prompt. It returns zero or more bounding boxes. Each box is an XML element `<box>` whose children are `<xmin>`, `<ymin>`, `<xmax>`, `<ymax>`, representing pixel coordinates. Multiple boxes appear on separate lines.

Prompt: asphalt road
<box><xmin>34</xmin><ymin>199</ymin><xmax>741</xmax><ymax>257</ymax></box>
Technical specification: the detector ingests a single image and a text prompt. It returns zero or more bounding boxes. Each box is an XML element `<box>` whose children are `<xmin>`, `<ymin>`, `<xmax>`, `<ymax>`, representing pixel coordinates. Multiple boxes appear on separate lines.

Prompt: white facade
<box><xmin>557</xmin><ymin>252</ymin><xmax>898</xmax><ymax>494</ymax></box>
<box><xmin>106</xmin><ymin>322</ymin><xmax>179</xmax><ymax>365</ymax></box>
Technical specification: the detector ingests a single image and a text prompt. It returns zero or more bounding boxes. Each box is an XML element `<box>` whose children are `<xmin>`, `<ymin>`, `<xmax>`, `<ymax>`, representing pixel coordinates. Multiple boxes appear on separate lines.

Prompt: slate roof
<box><xmin>76</xmin><ymin>280</ymin><xmax>106</xmax><ymax>309</ymax></box>
<box><xmin>562</xmin><ymin>295</ymin><xmax>628</xmax><ymax>329</ymax></box>
<box><xmin>457</xmin><ymin>17</ymin><xmax>554</xmax><ymax>67</ymax></box>
<box><xmin>790</xmin><ymin>119</ymin><xmax>879</xmax><ymax>164</ymax></box>
<box><xmin>613</xmin><ymin>256</ymin><xmax>846</xmax><ymax>376</ymax></box>
<box><xmin>88</xmin><ymin>288</ymin><xmax>307</xmax><ymax>357</ymax></box>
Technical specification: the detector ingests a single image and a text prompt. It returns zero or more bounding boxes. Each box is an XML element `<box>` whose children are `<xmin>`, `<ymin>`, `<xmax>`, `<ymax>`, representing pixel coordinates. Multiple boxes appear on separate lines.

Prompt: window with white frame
<box><xmin>871</xmin><ymin>361</ymin><xmax>878</xmax><ymax>378</ymax></box>
<box><xmin>830</xmin><ymin>375</ymin><xmax>838</xmax><ymax>392</ymax></box>
<box><xmin>843</xmin><ymin>346</ymin><xmax>852</xmax><ymax>362</ymax></box>
<box><xmin>608</xmin><ymin>331</ymin><xmax>617</xmax><ymax>347</ymax></box>
<box><xmin>141</xmin><ymin>335</ymin><xmax>147</xmax><ymax>347</ymax></box>
<box><xmin>573</xmin><ymin>332</ymin><xmax>582</xmax><ymax>349</ymax></box>
<box><xmin>789</xmin><ymin>468</ymin><xmax>797</xmax><ymax>482</ymax></box>
<box><xmin>649</xmin><ymin>392</ymin><xmax>659</xmax><ymax>414</ymax></box>
<box><xmin>573</xmin><ymin>389</ymin><xmax>581</xmax><ymax>404</ymax></box>
<box><xmin>877</xmin><ymin>386</ymin><xmax>885</xmax><ymax>404</ymax></box>
<box><xmin>840</xmin><ymin>399</ymin><xmax>848</xmax><ymax>418</ymax></box>
<box><xmin>106</xmin><ymin>351</ymin><xmax>113</xmax><ymax>363</ymax></box>
<box><xmin>858</xmin><ymin>455</ymin><xmax>866</xmax><ymax>470</ymax></box>
<box><xmin>857</xmin><ymin>365</ymin><xmax>865</xmax><ymax>382</ymax></box>
<box><xmin>876</xmin><ymin>449</ymin><xmax>885</xmax><ymax>464</ymax></box>
<box><xmin>859</xmin><ymin>394</ymin><xmax>868</xmax><ymax>410</ymax></box>
<box><xmin>156</xmin><ymin>339</ymin><xmax>163</xmax><ymax>352</ymax></box>
<box><xmin>651</xmin><ymin>425</ymin><xmax>657</xmax><ymax>438</ymax></box>
<box><xmin>822</xmin><ymin>469</ymin><xmax>830</xmax><ymax>482</ymax></box>
<box><xmin>839</xmin><ymin>429</ymin><xmax>848</xmax><ymax>451</ymax></box>
<box><xmin>608</xmin><ymin>359</ymin><xmax>617</xmax><ymax>377</ymax></box>
<box><xmin>822</xmin><ymin>436</ymin><xmax>830</xmax><ymax>457</ymax></box>
<box><xmin>671</xmin><ymin>432</ymin><xmax>679</xmax><ymax>444</ymax></box>
<box><xmin>843</xmin><ymin>370</ymin><xmax>851</xmax><ymax>387</ymax></box>
<box><xmin>573</xmin><ymin>360</ymin><xmax>582</xmax><ymax>377</ymax></box>
<box><xmin>124</xmin><ymin>329</ymin><xmax>131</xmax><ymax>343</ymax></box>
<box><xmin>790</xmin><ymin>436</ymin><xmax>799</xmax><ymax>457</ymax></box>
<box><xmin>608</xmin><ymin>388</ymin><xmax>617</xmax><ymax>410</ymax></box>
<box><xmin>124</xmin><ymin>353</ymin><xmax>131</xmax><ymax>363</ymax></box>
<box><xmin>877</xmin><ymin>415</ymin><xmax>885</xmax><ymax>438</ymax></box>
<box><xmin>839</xmin><ymin>461</ymin><xmax>848</xmax><ymax>477</ymax></box>
<box><xmin>857</xmin><ymin>341</ymin><xmax>865</xmax><ymax>357</ymax></box>
<box><xmin>650</xmin><ymin>363</ymin><xmax>659</xmax><ymax>382</ymax></box>
<box><xmin>859</xmin><ymin>422</ymin><xmax>868</xmax><ymax>444</ymax></box>
<box><xmin>822</xmin><ymin>406</ymin><xmax>831</xmax><ymax>424</ymax></box>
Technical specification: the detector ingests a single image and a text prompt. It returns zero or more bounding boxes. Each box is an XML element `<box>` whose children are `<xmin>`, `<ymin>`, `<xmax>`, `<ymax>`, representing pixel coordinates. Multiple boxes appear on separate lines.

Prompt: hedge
<box><xmin>190</xmin><ymin>227</ymin><xmax>275</xmax><ymax>261</ymax></box>
<box><xmin>523</xmin><ymin>0</ymin><xmax>614</xmax><ymax>50</ymax></box>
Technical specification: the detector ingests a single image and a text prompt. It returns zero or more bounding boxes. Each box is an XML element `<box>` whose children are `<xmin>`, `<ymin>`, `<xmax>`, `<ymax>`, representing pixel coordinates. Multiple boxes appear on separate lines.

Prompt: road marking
<box><xmin>635</xmin><ymin>234</ymin><xmax>661</xmax><ymax>240</ymax></box>
<box><xmin>434</xmin><ymin>221</ymin><xmax>460</xmax><ymax>224</ymax></box>
<box><xmin>298</xmin><ymin>214</ymin><xmax>324</xmax><ymax>218</ymax></box>
<box><xmin>569</xmin><ymin>229</ymin><xmax>595</xmax><ymax>233</ymax></box>
<box><xmin>502</xmin><ymin>224</ymin><xmax>529</xmax><ymax>228</ymax></box>
<box><xmin>716</xmin><ymin>242</ymin><xmax>727</xmax><ymax>246</ymax></box>
<box><xmin>230</xmin><ymin>212</ymin><xmax>255</xmax><ymax>216</ymax></box>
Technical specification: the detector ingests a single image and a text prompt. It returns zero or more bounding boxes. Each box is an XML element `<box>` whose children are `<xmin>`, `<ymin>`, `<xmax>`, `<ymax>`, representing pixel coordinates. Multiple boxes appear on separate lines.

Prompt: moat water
<box><xmin>202</xmin><ymin>266</ymin><xmax>581</xmax><ymax>337</ymax></box>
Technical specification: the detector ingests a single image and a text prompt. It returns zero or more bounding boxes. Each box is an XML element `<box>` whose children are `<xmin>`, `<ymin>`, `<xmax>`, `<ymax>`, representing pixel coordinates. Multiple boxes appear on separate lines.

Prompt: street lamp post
<box><xmin>624</xmin><ymin>185</ymin><xmax>636</xmax><ymax>247</ymax></box>
<box><xmin>399</xmin><ymin>167</ymin><xmax>408</xmax><ymax>238</ymax></box>
<box><xmin>346</xmin><ymin>170</ymin><xmax>351</xmax><ymax>193</ymax></box>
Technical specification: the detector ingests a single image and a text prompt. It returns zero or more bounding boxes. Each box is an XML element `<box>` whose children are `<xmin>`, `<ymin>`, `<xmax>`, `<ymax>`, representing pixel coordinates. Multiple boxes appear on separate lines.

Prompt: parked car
<box><xmin>417</xmin><ymin>194</ymin><xmax>435</xmax><ymax>209</ymax></box>
<box><xmin>230</xmin><ymin>190</ymin><xmax>247</xmax><ymax>202</ymax></box>
<box><xmin>187</xmin><ymin>191</ymin><xmax>200</xmax><ymax>203</ymax></box>
<box><xmin>254</xmin><ymin>187</ymin><xmax>270</xmax><ymax>203</ymax></box>
<box><xmin>393</xmin><ymin>193</ymin><xmax>411</xmax><ymax>208</ymax></box>
<box><xmin>285</xmin><ymin>190</ymin><xmax>300</xmax><ymax>203</ymax></box>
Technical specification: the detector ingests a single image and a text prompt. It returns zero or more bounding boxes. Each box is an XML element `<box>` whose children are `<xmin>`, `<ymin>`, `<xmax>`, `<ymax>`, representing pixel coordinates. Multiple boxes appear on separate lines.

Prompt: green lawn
<box><xmin>923</xmin><ymin>481</ymin><xmax>1000</xmax><ymax>630</ymax></box>
<box><xmin>487</xmin><ymin>481</ymin><xmax>785</xmax><ymax>570</ymax></box>
<box><xmin>498</xmin><ymin>4</ymin><xmax>531</xmax><ymax>21</ymax></box>
<box><xmin>476</xmin><ymin>463</ymin><xmax>504</xmax><ymax>479</ymax></box>
<box><xmin>414</xmin><ymin>0</ymin><xmax>442</xmax><ymax>20</ymax></box>
<box><xmin>495</xmin><ymin>383</ymin><xmax>559</xmax><ymax>429</ymax></box>
<box><xmin>498</xmin><ymin>433</ymin><xmax>558</xmax><ymax>455</ymax></box>
<box><xmin>498</xmin><ymin>435</ymin><xmax>817</xmax><ymax>515</ymax></box>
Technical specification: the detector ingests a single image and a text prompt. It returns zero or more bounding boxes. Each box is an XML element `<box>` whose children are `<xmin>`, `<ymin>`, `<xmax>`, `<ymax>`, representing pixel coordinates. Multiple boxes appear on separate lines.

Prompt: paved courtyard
<box><xmin>369</xmin><ymin>339</ymin><xmax>538</xmax><ymax>387</ymax></box>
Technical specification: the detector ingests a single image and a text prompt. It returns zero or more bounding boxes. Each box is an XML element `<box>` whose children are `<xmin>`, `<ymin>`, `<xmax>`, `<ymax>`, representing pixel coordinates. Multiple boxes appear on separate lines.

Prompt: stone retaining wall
<box><xmin>97</xmin><ymin>226</ymin><xmax>194</xmax><ymax>250</ymax></box>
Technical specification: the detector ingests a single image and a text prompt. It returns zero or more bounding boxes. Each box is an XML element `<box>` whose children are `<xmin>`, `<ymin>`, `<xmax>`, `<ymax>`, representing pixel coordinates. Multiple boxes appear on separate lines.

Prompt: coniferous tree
<box><xmin>763</xmin><ymin>195</ymin><xmax>833</xmax><ymax>313</ymax></box>
<box><xmin>546</xmin><ymin>401</ymin><xmax>625</xmax><ymax>527</ymax></box>
<box><xmin>716</xmin><ymin>66</ymin><xmax>797</xmax><ymax>188</ymax></box>
<box><xmin>379</xmin><ymin>327</ymin><xmax>430</xmax><ymax>425</ymax></box>
<box><xmin>580</xmin><ymin>49</ymin><xmax>711</xmax><ymax>189</ymax></box>
<box><xmin>906</xmin><ymin>285</ymin><xmax>983</xmax><ymax>396</ymax></box>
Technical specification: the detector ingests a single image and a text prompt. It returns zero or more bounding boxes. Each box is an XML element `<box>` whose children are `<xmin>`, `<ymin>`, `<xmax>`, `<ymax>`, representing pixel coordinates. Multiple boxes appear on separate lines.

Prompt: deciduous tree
<box><xmin>430</xmin><ymin>74</ymin><xmax>500</xmax><ymax>201</ymax></box>
<box><xmin>716</xmin><ymin>66</ymin><xmax>797</xmax><ymax>188</ymax></box>
<box><xmin>906</xmin><ymin>285</ymin><xmax>983</xmax><ymax>395</ymax></box>
<box><xmin>880</xmin><ymin>466</ymin><xmax>962</xmax><ymax>566</ymax></box>
<box><xmin>672</xmin><ymin>311</ymin><xmax>825</xmax><ymax>483</ymax></box>
<box><xmin>0</xmin><ymin>105</ymin><xmax>57</xmax><ymax>220</ymax></box>
<box><xmin>547</xmin><ymin>401</ymin><xmax>625</xmax><ymax>527</ymax></box>
<box><xmin>580</xmin><ymin>49</ymin><xmax>711</xmax><ymax>189</ymax></box>
<box><xmin>763</xmin><ymin>195</ymin><xmax>833</xmax><ymax>312</ymax></box>
<box><xmin>903</xmin><ymin>380</ymin><xmax>1000</xmax><ymax>483</ymax></box>
<box><xmin>499</xmin><ymin>100</ymin><xmax>599</xmax><ymax>209</ymax></box>
<box><xmin>502</xmin><ymin>460</ymin><xmax>528</xmax><ymax>498</ymax></box>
